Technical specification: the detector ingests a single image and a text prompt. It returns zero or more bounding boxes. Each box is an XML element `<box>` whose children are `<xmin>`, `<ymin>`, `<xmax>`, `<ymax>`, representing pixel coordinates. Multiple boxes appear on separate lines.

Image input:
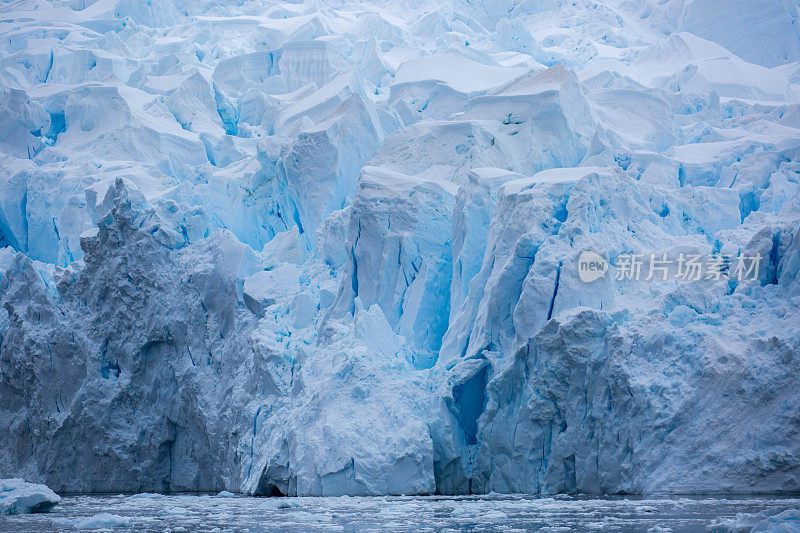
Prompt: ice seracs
<box><xmin>0</xmin><ymin>0</ymin><xmax>799</xmax><ymax>496</ymax></box>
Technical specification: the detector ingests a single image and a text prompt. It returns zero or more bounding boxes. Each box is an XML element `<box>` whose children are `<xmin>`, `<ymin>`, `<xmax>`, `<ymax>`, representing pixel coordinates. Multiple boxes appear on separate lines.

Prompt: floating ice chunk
<box><xmin>0</xmin><ymin>479</ymin><xmax>60</xmax><ymax>515</ymax></box>
<box><xmin>706</xmin><ymin>508</ymin><xmax>783</xmax><ymax>532</ymax></box>
<box><xmin>127</xmin><ymin>493</ymin><xmax>165</xmax><ymax>499</ymax></box>
<box><xmin>161</xmin><ymin>506</ymin><xmax>190</xmax><ymax>515</ymax></box>
<box><xmin>69</xmin><ymin>513</ymin><xmax>133</xmax><ymax>529</ymax></box>
<box><xmin>752</xmin><ymin>509</ymin><xmax>800</xmax><ymax>532</ymax></box>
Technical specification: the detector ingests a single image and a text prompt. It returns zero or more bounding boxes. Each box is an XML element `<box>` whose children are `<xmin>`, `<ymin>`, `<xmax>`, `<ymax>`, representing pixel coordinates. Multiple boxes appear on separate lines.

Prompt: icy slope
<box><xmin>0</xmin><ymin>0</ymin><xmax>799</xmax><ymax>495</ymax></box>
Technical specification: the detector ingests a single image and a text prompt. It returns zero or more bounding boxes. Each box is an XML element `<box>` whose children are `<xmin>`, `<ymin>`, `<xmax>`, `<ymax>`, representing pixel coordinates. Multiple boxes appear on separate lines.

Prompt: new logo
<box><xmin>577</xmin><ymin>250</ymin><xmax>608</xmax><ymax>283</ymax></box>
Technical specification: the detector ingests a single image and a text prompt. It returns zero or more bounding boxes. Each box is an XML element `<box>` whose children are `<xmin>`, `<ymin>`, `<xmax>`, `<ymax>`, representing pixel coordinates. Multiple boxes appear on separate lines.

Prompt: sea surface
<box><xmin>2</xmin><ymin>493</ymin><xmax>798</xmax><ymax>532</ymax></box>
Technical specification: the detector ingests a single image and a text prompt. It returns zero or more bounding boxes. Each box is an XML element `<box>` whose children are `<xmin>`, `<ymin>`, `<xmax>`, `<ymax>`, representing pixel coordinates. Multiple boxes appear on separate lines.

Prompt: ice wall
<box><xmin>0</xmin><ymin>0</ymin><xmax>799</xmax><ymax>495</ymax></box>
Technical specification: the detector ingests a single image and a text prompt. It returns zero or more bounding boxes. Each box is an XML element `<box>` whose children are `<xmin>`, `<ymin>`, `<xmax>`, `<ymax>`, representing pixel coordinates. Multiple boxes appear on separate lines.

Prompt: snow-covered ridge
<box><xmin>0</xmin><ymin>0</ymin><xmax>799</xmax><ymax>496</ymax></box>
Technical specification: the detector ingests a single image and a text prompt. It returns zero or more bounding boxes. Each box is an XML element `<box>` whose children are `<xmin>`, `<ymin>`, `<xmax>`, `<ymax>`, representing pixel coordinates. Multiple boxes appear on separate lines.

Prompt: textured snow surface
<box><xmin>0</xmin><ymin>479</ymin><xmax>60</xmax><ymax>515</ymax></box>
<box><xmin>0</xmin><ymin>0</ymin><xmax>799</xmax><ymax>496</ymax></box>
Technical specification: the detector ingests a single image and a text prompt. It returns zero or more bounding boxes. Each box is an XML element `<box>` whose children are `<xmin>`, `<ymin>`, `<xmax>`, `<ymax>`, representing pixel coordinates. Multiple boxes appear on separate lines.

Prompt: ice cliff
<box><xmin>0</xmin><ymin>0</ymin><xmax>799</xmax><ymax>496</ymax></box>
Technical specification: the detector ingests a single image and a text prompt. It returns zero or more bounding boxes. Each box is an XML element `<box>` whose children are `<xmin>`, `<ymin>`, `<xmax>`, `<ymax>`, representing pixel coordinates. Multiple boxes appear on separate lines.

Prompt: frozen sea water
<box><xmin>1</xmin><ymin>494</ymin><xmax>798</xmax><ymax>532</ymax></box>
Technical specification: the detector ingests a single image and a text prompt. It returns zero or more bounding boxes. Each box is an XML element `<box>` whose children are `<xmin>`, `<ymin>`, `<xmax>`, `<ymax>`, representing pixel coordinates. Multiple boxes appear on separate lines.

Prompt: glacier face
<box><xmin>0</xmin><ymin>0</ymin><xmax>799</xmax><ymax>496</ymax></box>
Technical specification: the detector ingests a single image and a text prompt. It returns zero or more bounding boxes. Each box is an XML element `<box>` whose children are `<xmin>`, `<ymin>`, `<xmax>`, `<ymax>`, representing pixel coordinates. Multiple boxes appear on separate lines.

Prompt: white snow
<box><xmin>392</xmin><ymin>53</ymin><xmax>531</xmax><ymax>94</ymax></box>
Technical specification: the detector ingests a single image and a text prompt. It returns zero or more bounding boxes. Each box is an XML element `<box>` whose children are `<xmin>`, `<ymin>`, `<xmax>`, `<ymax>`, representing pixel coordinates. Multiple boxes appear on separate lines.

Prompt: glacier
<box><xmin>0</xmin><ymin>0</ymin><xmax>799</xmax><ymax>497</ymax></box>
